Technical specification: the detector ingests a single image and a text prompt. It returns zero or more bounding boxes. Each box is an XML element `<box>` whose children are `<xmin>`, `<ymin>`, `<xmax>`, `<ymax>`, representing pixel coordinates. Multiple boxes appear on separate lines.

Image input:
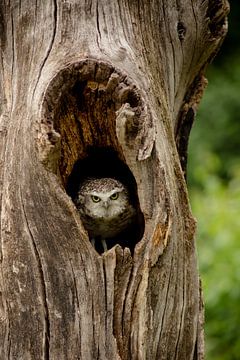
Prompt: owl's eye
<box><xmin>110</xmin><ymin>192</ymin><xmax>119</xmax><ymax>200</ymax></box>
<box><xmin>91</xmin><ymin>195</ymin><xmax>101</xmax><ymax>203</ymax></box>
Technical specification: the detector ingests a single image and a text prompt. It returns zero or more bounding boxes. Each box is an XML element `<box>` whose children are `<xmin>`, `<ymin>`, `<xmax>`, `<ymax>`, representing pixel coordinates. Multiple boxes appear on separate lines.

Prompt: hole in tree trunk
<box><xmin>39</xmin><ymin>59</ymin><xmax>146</xmax><ymax>254</ymax></box>
<box><xmin>67</xmin><ymin>147</ymin><xmax>144</xmax><ymax>254</ymax></box>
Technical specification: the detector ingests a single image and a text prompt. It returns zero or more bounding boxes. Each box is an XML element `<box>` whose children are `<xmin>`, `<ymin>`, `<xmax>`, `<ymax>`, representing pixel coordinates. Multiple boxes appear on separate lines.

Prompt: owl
<box><xmin>74</xmin><ymin>177</ymin><xmax>137</xmax><ymax>252</ymax></box>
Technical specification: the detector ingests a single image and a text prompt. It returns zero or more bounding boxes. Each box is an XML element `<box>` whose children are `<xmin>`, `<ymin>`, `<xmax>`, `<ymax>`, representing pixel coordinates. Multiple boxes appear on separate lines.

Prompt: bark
<box><xmin>0</xmin><ymin>1</ymin><xmax>229</xmax><ymax>359</ymax></box>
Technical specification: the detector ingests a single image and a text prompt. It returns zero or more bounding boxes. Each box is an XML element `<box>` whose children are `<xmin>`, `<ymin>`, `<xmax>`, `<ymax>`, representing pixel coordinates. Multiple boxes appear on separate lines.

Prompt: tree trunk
<box><xmin>0</xmin><ymin>1</ymin><xmax>229</xmax><ymax>359</ymax></box>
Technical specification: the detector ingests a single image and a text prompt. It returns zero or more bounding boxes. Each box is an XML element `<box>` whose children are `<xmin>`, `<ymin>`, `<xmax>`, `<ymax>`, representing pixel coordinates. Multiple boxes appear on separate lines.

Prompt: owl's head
<box><xmin>77</xmin><ymin>178</ymin><xmax>130</xmax><ymax>219</ymax></box>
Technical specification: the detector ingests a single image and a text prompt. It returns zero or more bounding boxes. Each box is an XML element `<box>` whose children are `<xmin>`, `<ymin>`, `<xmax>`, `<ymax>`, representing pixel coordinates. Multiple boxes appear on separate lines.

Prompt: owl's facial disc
<box><xmin>87</xmin><ymin>189</ymin><xmax>126</xmax><ymax>218</ymax></box>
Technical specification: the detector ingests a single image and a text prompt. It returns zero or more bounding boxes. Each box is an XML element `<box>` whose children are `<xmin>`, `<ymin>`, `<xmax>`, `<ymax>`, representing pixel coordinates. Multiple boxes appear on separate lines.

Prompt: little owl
<box><xmin>74</xmin><ymin>177</ymin><xmax>137</xmax><ymax>252</ymax></box>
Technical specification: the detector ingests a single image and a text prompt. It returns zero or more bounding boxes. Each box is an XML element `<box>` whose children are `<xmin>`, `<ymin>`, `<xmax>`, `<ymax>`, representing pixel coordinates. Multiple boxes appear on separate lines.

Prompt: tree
<box><xmin>0</xmin><ymin>1</ymin><xmax>229</xmax><ymax>359</ymax></box>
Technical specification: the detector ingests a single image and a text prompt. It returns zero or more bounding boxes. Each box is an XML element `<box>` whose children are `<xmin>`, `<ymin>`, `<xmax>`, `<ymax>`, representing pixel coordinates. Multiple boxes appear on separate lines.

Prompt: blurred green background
<box><xmin>188</xmin><ymin>2</ymin><xmax>240</xmax><ymax>358</ymax></box>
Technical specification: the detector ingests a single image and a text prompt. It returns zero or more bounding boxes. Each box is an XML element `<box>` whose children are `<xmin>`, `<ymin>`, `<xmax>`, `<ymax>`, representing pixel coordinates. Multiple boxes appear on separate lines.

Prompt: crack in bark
<box><xmin>31</xmin><ymin>0</ymin><xmax>38</xmax><ymax>69</ymax></box>
<box><xmin>10</xmin><ymin>11</ymin><xmax>15</xmax><ymax>115</ymax></box>
<box><xmin>188</xmin><ymin>0</ymin><xmax>198</xmax><ymax>80</ymax></box>
<box><xmin>0</xmin><ymin>258</ymin><xmax>11</xmax><ymax>357</ymax></box>
<box><xmin>96</xmin><ymin>0</ymin><xmax>101</xmax><ymax>39</ymax></box>
<box><xmin>19</xmin><ymin>188</ymin><xmax>50</xmax><ymax>360</ymax></box>
<box><xmin>77</xmin><ymin>249</ymin><xmax>97</xmax><ymax>358</ymax></box>
<box><xmin>117</xmin><ymin>1</ymin><xmax>130</xmax><ymax>49</ymax></box>
<box><xmin>91</xmin><ymin>289</ymin><xmax>97</xmax><ymax>359</ymax></box>
<box><xmin>32</xmin><ymin>0</ymin><xmax>57</xmax><ymax>100</ymax></box>
<box><xmin>174</xmin><ymin>230</ymin><xmax>187</xmax><ymax>359</ymax></box>
<box><xmin>157</xmin><ymin>250</ymin><xmax>174</xmax><ymax>355</ymax></box>
<box><xmin>0</xmin><ymin>226</ymin><xmax>11</xmax><ymax>357</ymax></box>
<box><xmin>69</xmin><ymin>259</ymin><xmax>82</xmax><ymax>354</ymax></box>
<box><xmin>128</xmin><ymin>270</ymin><xmax>143</xmax><ymax>357</ymax></box>
<box><xmin>162</xmin><ymin>1</ymin><xmax>177</xmax><ymax>104</ymax></box>
<box><xmin>120</xmin><ymin>261</ymin><xmax>131</xmax><ymax>342</ymax></box>
<box><xmin>7</xmin><ymin>323</ymin><xmax>11</xmax><ymax>359</ymax></box>
<box><xmin>102</xmin><ymin>259</ymin><xmax>110</xmax><ymax>357</ymax></box>
<box><xmin>4</xmin><ymin>298</ymin><xmax>11</xmax><ymax>359</ymax></box>
<box><xmin>119</xmin><ymin>267</ymin><xmax>134</xmax><ymax>357</ymax></box>
<box><xmin>95</xmin><ymin>0</ymin><xmax>101</xmax><ymax>51</ymax></box>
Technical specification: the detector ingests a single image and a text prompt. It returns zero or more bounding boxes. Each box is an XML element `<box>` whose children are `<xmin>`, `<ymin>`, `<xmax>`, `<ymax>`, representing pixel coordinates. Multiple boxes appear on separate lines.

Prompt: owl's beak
<box><xmin>103</xmin><ymin>201</ymin><xmax>110</xmax><ymax>209</ymax></box>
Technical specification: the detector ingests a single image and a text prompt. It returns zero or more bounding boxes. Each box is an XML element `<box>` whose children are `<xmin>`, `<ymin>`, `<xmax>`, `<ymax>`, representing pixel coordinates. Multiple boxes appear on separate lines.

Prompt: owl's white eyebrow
<box><xmin>109</xmin><ymin>189</ymin><xmax>122</xmax><ymax>196</ymax></box>
<box><xmin>89</xmin><ymin>189</ymin><xmax>122</xmax><ymax>196</ymax></box>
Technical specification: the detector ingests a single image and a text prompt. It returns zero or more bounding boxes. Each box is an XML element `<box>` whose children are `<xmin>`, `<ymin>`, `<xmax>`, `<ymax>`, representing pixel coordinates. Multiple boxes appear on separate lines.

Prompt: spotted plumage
<box><xmin>74</xmin><ymin>177</ymin><xmax>136</xmax><ymax>251</ymax></box>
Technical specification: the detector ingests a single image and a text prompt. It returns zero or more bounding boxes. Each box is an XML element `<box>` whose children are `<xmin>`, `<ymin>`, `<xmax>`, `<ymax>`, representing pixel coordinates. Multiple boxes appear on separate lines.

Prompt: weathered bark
<box><xmin>0</xmin><ymin>1</ymin><xmax>229</xmax><ymax>359</ymax></box>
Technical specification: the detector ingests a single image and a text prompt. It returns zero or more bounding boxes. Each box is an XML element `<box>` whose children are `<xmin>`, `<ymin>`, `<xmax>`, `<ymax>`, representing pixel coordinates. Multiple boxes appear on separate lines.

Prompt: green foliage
<box><xmin>190</xmin><ymin>175</ymin><xmax>240</xmax><ymax>359</ymax></box>
<box><xmin>189</xmin><ymin>56</ymin><xmax>240</xmax><ymax>187</ymax></box>
<box><xmin>188</xmin><ymin>24</ymin><xmax>240</xmax><ymax>359</ymax></box>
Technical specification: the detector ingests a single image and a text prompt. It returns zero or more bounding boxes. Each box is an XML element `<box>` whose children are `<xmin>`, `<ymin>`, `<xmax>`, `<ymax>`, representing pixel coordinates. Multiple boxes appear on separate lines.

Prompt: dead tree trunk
<box><xmin>0</xmin><ymin>1</ymin><xmax>229</xmax><ymax>359</ymax></box>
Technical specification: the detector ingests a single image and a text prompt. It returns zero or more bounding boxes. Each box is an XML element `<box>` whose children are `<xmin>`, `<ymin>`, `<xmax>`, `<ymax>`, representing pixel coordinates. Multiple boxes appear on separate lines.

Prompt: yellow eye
<box><xmin>110</xmin><ymin>192</ymin><xmax>119</xmax><ymax>200</ymax></box>
<box><xmin>91</xmin><ymin>195</ymin><xmax>101</xmax><ymax>203</ymax></box>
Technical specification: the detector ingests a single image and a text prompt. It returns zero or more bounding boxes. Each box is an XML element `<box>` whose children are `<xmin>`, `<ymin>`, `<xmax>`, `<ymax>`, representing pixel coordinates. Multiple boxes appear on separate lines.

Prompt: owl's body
<box><xmin>75</xmin><ymin>177</ymin><xmax>136</xmax><ymax>251</ymax></box>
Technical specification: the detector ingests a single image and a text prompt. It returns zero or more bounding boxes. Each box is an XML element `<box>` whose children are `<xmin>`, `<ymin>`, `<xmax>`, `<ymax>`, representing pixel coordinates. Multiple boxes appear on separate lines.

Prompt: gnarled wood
<box><xmin>0</xmin><ymin>1</ymin><xmax>229</xmax><ymax>359</ymax></box>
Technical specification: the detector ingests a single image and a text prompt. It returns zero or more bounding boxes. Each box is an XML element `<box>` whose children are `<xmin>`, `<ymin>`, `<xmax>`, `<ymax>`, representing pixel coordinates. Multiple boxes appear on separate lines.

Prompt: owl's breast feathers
<box><xmin>79</xmin><ymin>205</ymin><xmax>136</xmax><ymax>239</ymax></box>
